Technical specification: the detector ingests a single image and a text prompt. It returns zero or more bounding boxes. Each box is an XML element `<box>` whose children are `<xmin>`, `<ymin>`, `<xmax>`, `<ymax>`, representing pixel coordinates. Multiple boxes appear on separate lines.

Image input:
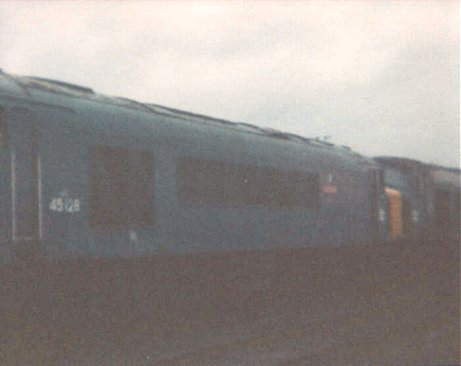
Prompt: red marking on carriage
<box><xmin>322</xmin><ymin>185</ymin><xmax>337</xmax><ymax>194</ymax></box>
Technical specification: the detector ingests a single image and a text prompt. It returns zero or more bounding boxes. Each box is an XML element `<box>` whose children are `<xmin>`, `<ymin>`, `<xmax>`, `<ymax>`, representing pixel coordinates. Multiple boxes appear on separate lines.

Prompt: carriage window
<box><xmin>179</xmin><ymin>158</ymin><xmax>319</xmax><ymax>209</ymax></box>
<box><xmin>90</xmin><ymin>146</ymin><xmax>154</xmax><ymax>228</ymax></box>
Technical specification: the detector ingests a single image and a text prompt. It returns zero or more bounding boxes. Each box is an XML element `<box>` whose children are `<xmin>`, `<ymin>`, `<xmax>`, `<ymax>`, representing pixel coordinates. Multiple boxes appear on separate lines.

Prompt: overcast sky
<box><xmin>0</xmin><ymin>1</ymin><xmax>459</xmax><ymax>167</ymax></box>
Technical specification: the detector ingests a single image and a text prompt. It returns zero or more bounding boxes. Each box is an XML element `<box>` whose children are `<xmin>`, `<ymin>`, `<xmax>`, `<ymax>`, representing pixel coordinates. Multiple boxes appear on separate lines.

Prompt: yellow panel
<box><xmin>385</xmin><ymin>187</ymin><xmax>403</xmax><ymax>239</ymax></box>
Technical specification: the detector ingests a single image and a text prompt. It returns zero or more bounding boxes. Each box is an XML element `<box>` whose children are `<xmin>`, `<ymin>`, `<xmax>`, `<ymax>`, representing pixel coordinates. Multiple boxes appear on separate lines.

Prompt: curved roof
<box><xmin>0</xmin><ymin>69</ymin><xmax>375</xmax><ymax>170</ymax></box>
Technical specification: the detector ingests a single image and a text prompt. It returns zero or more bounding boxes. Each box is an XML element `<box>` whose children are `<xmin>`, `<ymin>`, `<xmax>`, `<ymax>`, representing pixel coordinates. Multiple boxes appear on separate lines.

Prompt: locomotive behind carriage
<box><xmin>375</xmin><ymin>156</ymin><xmax>460</xmax><ymax>241</ymax></box>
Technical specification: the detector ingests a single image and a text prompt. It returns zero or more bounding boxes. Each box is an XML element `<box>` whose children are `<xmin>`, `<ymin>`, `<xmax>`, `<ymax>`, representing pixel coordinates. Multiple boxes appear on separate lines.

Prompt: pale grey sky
<box><xmin>0</xmin><ymin>1</ymin><xmax>459</xmax><ymax>166</ymax></box>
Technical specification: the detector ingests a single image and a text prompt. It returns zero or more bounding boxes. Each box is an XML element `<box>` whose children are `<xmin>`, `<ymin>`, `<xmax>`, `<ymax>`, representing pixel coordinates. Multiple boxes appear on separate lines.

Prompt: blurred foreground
<box><xmin>1</xmin><ymin>234</ymin><xmax>459</xmax><ymax>365</ymax></box>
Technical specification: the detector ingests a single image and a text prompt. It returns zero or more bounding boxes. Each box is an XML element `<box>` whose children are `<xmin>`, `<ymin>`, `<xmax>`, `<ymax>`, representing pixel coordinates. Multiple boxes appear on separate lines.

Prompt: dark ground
<box><xmin>1</xmin><ymin>234</ymin><xmax>459</xmax><ymax>365</ymax></box>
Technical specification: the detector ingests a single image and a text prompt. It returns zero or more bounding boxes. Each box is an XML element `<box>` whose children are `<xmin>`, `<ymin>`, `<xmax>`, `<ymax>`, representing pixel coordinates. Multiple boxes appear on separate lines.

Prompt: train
<box><xmin>0</xmin><ymin>68</ymin><xmax>459</xmax><ymax>364</ymax></box>
<box><xmin>0</xmin><ymin>69</ymin><xmax>459</xmax><ymax>264</ymax></box>
<box><xmin>375</xmin><ymin>156</ymin><xmax>460</xmax><ymax>241</ymax></box>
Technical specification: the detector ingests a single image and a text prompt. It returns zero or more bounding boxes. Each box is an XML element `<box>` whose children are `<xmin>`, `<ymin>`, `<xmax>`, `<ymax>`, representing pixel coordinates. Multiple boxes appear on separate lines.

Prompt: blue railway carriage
<box><xmin>0</xmin><ymin>69</ymin><xmax>387</xmax><ymax>265</ymax></box>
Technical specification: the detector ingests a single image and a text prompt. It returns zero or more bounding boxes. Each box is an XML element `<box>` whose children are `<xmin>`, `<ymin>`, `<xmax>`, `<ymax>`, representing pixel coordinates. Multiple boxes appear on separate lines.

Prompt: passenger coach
<box><xmin>0</xmin><ymin>69</ymin><xmax>387</xmax><ymax>264</ymax></box>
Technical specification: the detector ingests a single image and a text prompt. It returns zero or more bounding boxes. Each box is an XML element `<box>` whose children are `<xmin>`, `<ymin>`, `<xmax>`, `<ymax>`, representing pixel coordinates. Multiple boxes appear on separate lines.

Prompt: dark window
<box><xmin>90</xmin><ymin>146</ymin><xmax>154</xmax><ymax>228</ymax></box>
<box><xmin>179</xmin><ymin>158</ymin><xmax>319</xmax><ymax>209</ymax></box>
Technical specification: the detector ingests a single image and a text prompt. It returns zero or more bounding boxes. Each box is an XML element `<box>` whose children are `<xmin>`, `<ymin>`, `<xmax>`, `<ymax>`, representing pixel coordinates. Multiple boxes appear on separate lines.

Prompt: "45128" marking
<box><xmin>49</xmin><ymin>198</ymin><xmax>81</xmax><ymax>213</ymax></box>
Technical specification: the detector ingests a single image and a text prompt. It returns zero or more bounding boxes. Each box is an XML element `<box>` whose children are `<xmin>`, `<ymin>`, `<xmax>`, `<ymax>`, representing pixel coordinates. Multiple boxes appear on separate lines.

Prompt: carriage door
<box><xmin>9</xmin><ymin>108</ymin><xmax>40</xmax><ymax>243</ymax></box>
<box><xmin>369</xmin><ymin>169</ymin><xmax>383</xmax><ymax>242</ymax></box>
<box><xmin>0</xmin><ymin>107</ymin><xmax>8</xmax><ymax>242</ymax></box>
